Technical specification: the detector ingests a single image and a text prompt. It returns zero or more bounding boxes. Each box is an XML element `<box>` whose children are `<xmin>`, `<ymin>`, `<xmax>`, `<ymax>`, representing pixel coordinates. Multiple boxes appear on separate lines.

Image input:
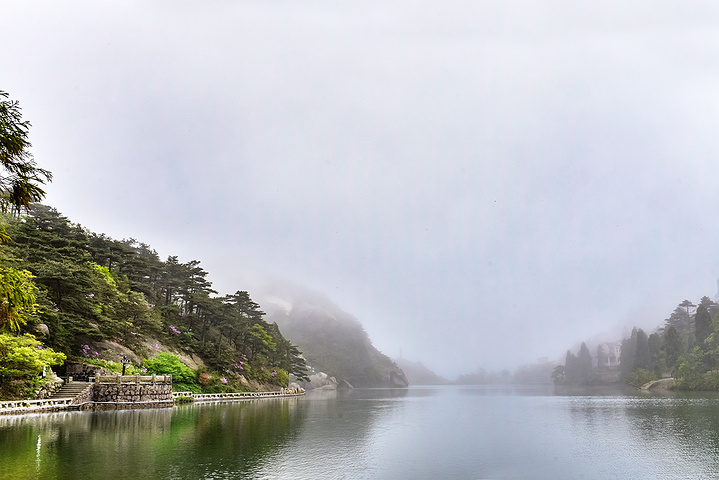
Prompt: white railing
<box><xmin>0</xmin><ymin>398</ymin><xmax>73</xmax><ymax>414</ymax></box>
<box><xmin>172</xmin><ymin>388</ymin><xmax>305</xmax><ymax>401</ymax></box>
<box><xmin>94</xmin><ymin>374</ymin><xmax>172</xmax><ymax>384</ymax></box>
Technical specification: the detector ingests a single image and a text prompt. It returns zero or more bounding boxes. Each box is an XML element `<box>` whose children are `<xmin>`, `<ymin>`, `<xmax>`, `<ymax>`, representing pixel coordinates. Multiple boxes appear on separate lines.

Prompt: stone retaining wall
<box><xmin>72</xmin><ymin>384</ymin><xmax>95</xmax><ymax>405</ymax></box>
<box><xmin>93</xmin><ymin>383</ymin><xmax>172</xmax><ymax>403</ymax></box>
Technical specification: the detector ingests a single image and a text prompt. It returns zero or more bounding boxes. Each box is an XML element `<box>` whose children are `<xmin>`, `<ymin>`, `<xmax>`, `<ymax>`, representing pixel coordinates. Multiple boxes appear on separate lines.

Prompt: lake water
<box><xmin>3</xmin><ymin>385</ymin><xmax>719</xmax><ymax>479</ymax></box>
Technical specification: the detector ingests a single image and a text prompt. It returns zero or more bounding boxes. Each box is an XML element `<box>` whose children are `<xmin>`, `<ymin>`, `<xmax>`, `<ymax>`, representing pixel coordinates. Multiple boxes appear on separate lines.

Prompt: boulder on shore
<box><xmin>304</xmin><ymin>372</ymin><xmax>338</xmax><ymax>390</ymax></box>
<box><xmin>640</xmin><ymin>378</ymin><xmax>676</xmax><ymax>392</ymax></box>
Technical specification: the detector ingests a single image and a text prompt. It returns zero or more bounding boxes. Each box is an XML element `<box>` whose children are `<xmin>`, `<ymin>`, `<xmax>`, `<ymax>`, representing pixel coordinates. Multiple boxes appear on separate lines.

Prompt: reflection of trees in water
<box><xmin>565</xmin><ymin>394</ymin><xmax>719</xmax><ymax>475</ymax></box>
<box><xmin>622</xmin><ymin>396</ymin><xmax>719</xmax><ymax>455</ymax></box>
<box><xmin>0</xmin><ymin>399</ymin><xmax>307</xmax><ymax>479</ymax></box>
<box><xmin>243</xmin><ymin>389</ymin><xmax>408</xmax><ymax>478</ymax></box>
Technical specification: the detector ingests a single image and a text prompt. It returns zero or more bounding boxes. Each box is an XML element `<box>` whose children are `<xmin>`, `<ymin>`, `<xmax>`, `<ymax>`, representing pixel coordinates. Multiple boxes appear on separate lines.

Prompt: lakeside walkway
<box><xmin>172</xmin><ymin>389</ymin><xmax>305</xmax><ymax>403</ymax></box>
<box><xmin>0</xmin><ymin>377</ymin><xmax>304</xmax><ymax>416</ymax></box>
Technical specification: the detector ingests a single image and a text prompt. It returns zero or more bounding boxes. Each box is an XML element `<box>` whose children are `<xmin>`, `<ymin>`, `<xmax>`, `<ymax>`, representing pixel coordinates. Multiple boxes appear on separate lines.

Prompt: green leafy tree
<box><xmin>695</xmin><ymin>303</ymin><xmax>712</xmax><ymax>351</ymax></box>
<box><xmin>0</xmin><ymin>266</ymin><xmax>38</xmax><ymax>332</ymax></box>
<box><xmin>143</xmin><ymin>352</ymin><xmax>196</xmax><ymax>387</ymax></box>
<box><xmin>0</xmin><ymin>333</ymin><xmax>65</xmax><ymax>398</ymax></box>
<box><xmin>0</xmin><ymin>91</ymin><xmax>52</xmax><ymax>215</ymax></box>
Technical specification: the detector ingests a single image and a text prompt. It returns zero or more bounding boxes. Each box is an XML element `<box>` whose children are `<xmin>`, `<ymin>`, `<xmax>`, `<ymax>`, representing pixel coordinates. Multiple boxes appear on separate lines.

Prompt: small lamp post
<box><xmin>121</xmin><ymin>356</ymin><xmax>131</xmax><ymax>375</ymax></box>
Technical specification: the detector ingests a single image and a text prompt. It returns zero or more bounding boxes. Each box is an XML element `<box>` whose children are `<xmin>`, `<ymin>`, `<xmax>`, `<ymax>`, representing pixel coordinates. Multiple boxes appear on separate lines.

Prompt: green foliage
<box><xmin>560</xmin><ymin>343</ymin><xmax>598</xmax><ymax>386</ymax></box>
<box><xmin>695</xmin><ymin>303</ymin><xmax>713</xmax><ymax>350</ymax></box>
<box><xmin>0</xmin><ymin>333</ymin><xmax>65</xmax><ymax>398</ymax></box>
<box><xmin>619</xmin><ymin>328</ymin><xmax>637</xmax><ymax>379</ymax></box>
<box><xmin>647</xmin><ymin>332</ymin><xmax>664</xmax><ymax>375</ymax></box>
<box><xmin>0</xmin><ymin>203</ymin><xmax>306</xmax><ymax>393</ymax></box>
<box><xmin>623</xmin><ymin>368</ymin><xmax>657</xmax><ymax>388</ymax></box>
<box><xmin>0</xmin><ymin>93</ymin><xmax>305</xmax><ymax>395</ymax></box>
<box><xmin>634</xmin><ymin>329</ymin><xmax>650</xmax><ymax>370</ymax></box>
<box><xmin>248</xmin><ymin>324</ymin><xmax>276</xmax><ymax>355</ymax></box>
<box><xmin>0</xmin><ymin>91</ymin><xmax>52</xmax><ymax>214</ymax></box>
<box><xmin>143</xmin><ymin>352</ymin><xmax>196</xmax><ymax>384</ymax></box>
<box><xmin>664</xmin><ymin>325</ymin><xmax>683</xmax><ymax>372</ymax></box>
<box><xmin>0</xmin><ymin>266</ymin><xmax>38</xmax><ymax>332</ymax></box>
<box><xmin>675</xmin><ymin>369</ymin><xmax>719</xmax><ymax>391</ymax></box>
<box><xmin>272</xmin><ymin>368</ymin><xmax>289</xmax><ymax>386</ymax></box>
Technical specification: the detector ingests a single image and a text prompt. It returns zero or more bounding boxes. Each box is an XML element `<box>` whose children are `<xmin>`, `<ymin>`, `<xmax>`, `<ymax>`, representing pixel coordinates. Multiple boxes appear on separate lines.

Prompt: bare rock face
<box><xmin>34</xmin><ymin>323</ymin><xmax>50</xmax><ymax>336</ymax></box>
<box><xmin>640</xmin><ymin>378</ymin><xmax>676</xmax><ymax>392</ymax></box>
<box><xmin>387</xmin><ymin>369</ymin><xmax>409</xmax><ymax>388</ymax></box>
<box><xmin>304</xmin><ymin>372</ymin><xmax>339</xmax><ymax>390</ymax></box>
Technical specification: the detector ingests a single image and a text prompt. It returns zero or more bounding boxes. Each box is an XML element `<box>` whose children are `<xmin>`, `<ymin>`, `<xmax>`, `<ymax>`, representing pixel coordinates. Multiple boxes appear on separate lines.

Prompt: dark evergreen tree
<box><xmin>695</xmin><ymin>303</ymin><xmax>712</xmax><ymax>350</ymax></box>
<box><xmin>664</xmin><ymin>325</ymin><xmax>683</xmax><ymax>374</ymax></box>
<box><xmin>596</xmin><ymin>344</ymin><xmax>608</xmax><ymax>369</ymax></box>
<box><xmin>564</xmin><ymin>350</ymin><xmax>578</xmax><ymax>385</ymax></box>
<box><xmin>634</xmin><ymin>329</ymin><xmax>650</xmax><ymax>370</ymax></box>
<box><xmin>0</xmin><ymin>91</ymin><xmax>52</xmax><ymax>215</ymax></box>
<box><xmin>577</xmin><ymin>342</ymin><xmax>594</xmax><ymax>385</ymax></box>
<box><xmin>666</xmin><ymin>305</ymin><xmax>693</xmax><ymax>335</ymax></box>
<box><xmin>619</xmin><ymin>328</ymin><xmax>637</xmax><ymax>379</ymax></box>
<box><xmin>647</xmin><ymin>332</ymin><xmax>664</xmax><ymax>375</ymax></box>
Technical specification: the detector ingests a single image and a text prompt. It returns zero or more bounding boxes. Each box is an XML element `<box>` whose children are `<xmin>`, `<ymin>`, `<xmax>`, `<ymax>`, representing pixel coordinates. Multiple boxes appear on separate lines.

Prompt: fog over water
<box><xmin>5</xmin><ymin>1</ymin><xmax>719</xmax><ymax>377</ymax></box>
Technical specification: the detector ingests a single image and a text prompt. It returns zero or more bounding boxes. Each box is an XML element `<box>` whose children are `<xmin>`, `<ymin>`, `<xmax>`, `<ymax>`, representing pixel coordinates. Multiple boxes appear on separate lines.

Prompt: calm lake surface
<box><xmin>3</xmin><ymin>385</ymin><xmax>719</xmax><ymax>479</ymax></box>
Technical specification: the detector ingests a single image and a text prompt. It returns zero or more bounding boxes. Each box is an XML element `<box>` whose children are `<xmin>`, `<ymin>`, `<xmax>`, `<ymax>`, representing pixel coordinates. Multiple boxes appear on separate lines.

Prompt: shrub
<box><xmin>0</xmin><ymin>334</ymin><xmax>65</xmax><ymax>399</ymax></box>
<box><xmin>624</xmin><ymin>368</ymin><xmax>657</xmax><ymax>388</ymax></box>
<box><xmin>143</xmin><ymin>352</ymin><xmax>196</xmax><ymax>384</ymax></box>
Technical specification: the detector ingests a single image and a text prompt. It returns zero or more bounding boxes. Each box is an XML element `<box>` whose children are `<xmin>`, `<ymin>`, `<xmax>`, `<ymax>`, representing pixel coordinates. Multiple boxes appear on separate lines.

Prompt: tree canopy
<box><xmin>0</xmin><ymin>91</ymin><xmax>52</xmax><ymax>215</ymax></box>
<box><xmin>4</xmin><ymin>204</ymin><xmax>308</xmax><ymax>386</ymax></box>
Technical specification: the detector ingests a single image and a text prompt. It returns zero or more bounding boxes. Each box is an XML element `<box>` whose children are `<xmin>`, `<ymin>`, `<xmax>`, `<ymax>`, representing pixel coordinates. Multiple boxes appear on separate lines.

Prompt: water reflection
<box><xmin>247</xmin><ymin>388</ymin><xmax>406</xmax><ymax>479</ymax></box>
<box><xmin>0</xmin><ymin>398</ymin><xmax>305</xmax><ymax>480</ymax></box>
<box><xmin>8</xmin><ymin>388</ymin><xmax>719</xmax><ymax>479</ymax></box>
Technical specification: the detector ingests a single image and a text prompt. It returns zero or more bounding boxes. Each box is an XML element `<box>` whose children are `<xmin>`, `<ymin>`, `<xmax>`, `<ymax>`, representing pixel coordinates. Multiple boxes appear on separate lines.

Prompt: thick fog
<box><xmin>5</xmin><ymin>1</ymin><xmax>719</xmax><ymax>377</ymax></box>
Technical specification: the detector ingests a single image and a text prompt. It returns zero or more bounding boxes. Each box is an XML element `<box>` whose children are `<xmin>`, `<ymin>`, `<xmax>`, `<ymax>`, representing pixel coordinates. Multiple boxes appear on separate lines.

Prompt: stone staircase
<box><xmin>49</xmin><ymin>381</ymin><xmax>92</xmax><ymax>403</ymax></box>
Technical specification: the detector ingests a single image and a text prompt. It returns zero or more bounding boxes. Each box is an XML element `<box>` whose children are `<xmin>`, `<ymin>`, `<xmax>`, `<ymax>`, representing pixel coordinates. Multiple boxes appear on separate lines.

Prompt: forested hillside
<box><xmin>1</xmin><ymin>203</ymin><xmax>309</xmax><ymax>397</ymax></box>
<box><xmin>553</xmin><ymin>296</ymin><xmax>719</xmax><ymax>391</ymax></box>
<box><xmin>260</xmin><ymin>287</ymin><xmax>408</xmax><ymax>388</ymax></box>
<box><xmin>619</xmin><ymin>297</ymin><xmax>719</xmax><ymax>390</ymax></box>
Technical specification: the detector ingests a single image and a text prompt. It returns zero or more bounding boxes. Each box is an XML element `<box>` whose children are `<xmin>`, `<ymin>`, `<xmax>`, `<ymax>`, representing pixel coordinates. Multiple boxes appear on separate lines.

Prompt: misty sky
<box><xmin>5</xmin><ymin>1</ymin><xmax>719</xmax><ymax>377</ymax></box>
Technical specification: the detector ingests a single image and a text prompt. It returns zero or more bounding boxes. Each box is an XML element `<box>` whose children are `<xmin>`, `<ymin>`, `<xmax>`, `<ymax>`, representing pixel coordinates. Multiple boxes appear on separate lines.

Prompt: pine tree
<box><xmin>634</xmin><ymin>329</ymin><xmax>650</xmax><ymax>370</ymax></box>
<box><xmin>695</xmin><ymin>303</ymin><xmax>712</xmax><ymax>350</ymax></box>
<box><xmin>664</xmin><ymin>325</ymin><xmax>683</xmax><ymax>374</ymax></box>
<box><xmin>577</xmin><ymin>342</ymin><xmax>594</xmax><ymax>385</ymax></box>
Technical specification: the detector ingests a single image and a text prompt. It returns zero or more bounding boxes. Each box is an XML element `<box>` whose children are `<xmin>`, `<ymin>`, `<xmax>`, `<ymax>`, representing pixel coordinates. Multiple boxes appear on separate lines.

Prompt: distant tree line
<box><xmin>553</xmin><ymin>296</ymin><xmax>719</xmax><ymax>390</ymax></box>
<box><xmin>552</xmin><ymin>342</ymin><xmax>595</xmax><ymax>386</ymax></box>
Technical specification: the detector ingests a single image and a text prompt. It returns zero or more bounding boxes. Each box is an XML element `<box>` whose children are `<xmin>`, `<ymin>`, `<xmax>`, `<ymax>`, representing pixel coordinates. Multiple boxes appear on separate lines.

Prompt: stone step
<box><xmin>49</xmin><ymin>382</ymin><xmax>92</xmax><ymax>400</ymax></box>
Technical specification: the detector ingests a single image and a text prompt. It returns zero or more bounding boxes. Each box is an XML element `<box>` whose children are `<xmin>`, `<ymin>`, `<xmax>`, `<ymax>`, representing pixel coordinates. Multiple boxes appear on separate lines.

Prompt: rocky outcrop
<box><xmin>640</xmin><ymin>378</ymin><xmax>676</xmax><ymax>392</ymax></box>
<box><xmin>387</xmin><ymin>369</ymin><xmax>409</xmax><ymax>388</ymax></box>
<box><xmin>34</xmin><ymin>371</ymin><xmax>64</xmax><ymax>399</ymax></box>
<box><xmin>304</xmin><ymin>372</ymin><xmax>339</xmax><ymax>390</ymax></box>
<box><xmin>60</xmin><ymin>363</ymin><xmax>110</xmax><ymax>382</ymax></box>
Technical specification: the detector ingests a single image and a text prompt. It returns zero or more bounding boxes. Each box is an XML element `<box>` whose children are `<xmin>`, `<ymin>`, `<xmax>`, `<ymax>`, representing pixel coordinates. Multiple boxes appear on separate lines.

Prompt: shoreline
<box><xmin>0</xmin><ymin>389</ymin><xmax>305</xmax><ymax>416</ymax></box>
